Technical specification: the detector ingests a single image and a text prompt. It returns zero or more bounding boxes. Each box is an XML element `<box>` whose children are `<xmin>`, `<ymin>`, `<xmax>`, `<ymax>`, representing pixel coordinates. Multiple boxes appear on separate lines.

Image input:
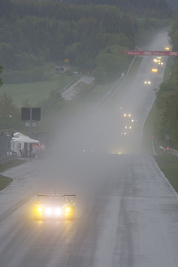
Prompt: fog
<box><xmin>31</xmin><ymin>30</ymin><xmax>170</xmax><ymax>195</ymax></box>
<box><xmin>1</xmin><ymin>30</ymin><xmax>178</xmax><ymax>267</ymax></box>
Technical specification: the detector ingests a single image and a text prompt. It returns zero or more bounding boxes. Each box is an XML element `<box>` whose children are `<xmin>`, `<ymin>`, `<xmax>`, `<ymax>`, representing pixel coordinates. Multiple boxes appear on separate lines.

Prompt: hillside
<box><xmin>167</xmin><ymin>0</ymin><xmax>178</xmax><ymax>10</ymax></box>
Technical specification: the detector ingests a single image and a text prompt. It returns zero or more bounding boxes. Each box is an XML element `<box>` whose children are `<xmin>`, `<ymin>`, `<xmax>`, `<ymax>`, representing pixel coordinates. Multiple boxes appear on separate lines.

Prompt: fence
<box><xmin>168</xmin><ymin>148</ymin><xmax>178</xmax><ymax>158</ymax></box>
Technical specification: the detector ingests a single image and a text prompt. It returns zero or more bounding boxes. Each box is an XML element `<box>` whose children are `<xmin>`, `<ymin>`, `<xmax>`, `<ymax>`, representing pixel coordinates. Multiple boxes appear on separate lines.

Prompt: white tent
<box><xmin>11</xmin><ymin>132</ymin><xmax>40</xmax><ymax>157</ymax></box>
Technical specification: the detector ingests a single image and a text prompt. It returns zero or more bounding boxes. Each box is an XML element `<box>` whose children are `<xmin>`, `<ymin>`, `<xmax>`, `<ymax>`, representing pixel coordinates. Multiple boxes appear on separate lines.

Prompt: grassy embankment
<box><xmin>0</xmin><ymin>160</ymin><xmax>26</xmax><ymax>190</ymax></box>
<box><xmin>87</xmin><ymin>56</ymin><xmax>143</xmax><ymax>104</ymax></box>
<box><xmin>1</xmin><ymin>74</ymin><xmax>78</xmax><ymax>107</ymax></box>
<box><xmin>141</xmin><ymin>56</ymin><xmax>178</xmax><ymax>193</ymax></box>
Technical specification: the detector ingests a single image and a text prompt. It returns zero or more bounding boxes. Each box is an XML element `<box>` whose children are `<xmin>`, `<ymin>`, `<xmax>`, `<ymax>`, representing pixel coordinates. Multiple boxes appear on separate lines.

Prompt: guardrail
<box><xmin>0</xmin><ymin>153</ymin><xmax>17</xmax><ymax>166</ymax></box>
<box><xmin>168</xmin><ymin>148</ymin><xmax>178</xmax><ymax>158</ymax></box>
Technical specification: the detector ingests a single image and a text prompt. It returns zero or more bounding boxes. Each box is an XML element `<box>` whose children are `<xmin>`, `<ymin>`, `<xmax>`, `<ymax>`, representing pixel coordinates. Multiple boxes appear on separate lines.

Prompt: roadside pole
<box><xmin>30</xmin><ymin>107</ymin><xmax>32</xmax><ymax>138</ymax></box>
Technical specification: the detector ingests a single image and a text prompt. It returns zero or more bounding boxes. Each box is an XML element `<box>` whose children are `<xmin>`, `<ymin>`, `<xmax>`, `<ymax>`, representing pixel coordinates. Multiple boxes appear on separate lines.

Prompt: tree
<box><xmin>92</xmin><ymin>66</ymin><xmax>106</xmax><ymax>84</ymax></box>
<box><xmin>0</xmin><ymin>93</ymin><xmax>20</xmax><ymax>130</ymax></box>
<box><xmin>36</xmin><ymin>89</ymin><xmax>65</xmax><ymax>117</ymax></box>
<box><xmin>0</xmin><ymin>0</ymin><xmax>14</xmax><ymax>19</ymax></box>
<box><xmin>94</xmin><ymin>45</ymin><xmax>128</xmax><ymax>83</ymax></box>
<box><xmin>160</xmin><ymin>92</ymin><xmax>178</xmax><ymax>145</ymax></box>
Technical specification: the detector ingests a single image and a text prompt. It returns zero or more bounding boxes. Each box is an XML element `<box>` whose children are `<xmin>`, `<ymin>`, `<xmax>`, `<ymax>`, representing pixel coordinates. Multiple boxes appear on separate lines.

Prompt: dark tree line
<box><xmin>63</xmin><ymin>0</ymin><xmax>172</xmax><ymax>17</ymax></box>
<box><xmin>154</xmin><ymin>20</ymin><xmax>178</xmax><ymax>148</ymax></box>
<box><xmin>0</xmin><ymin>1</ymin><xmax>170</xmax><ymax>84</ymax></box>
<box><xmin>0</xmin><ymin>2</ymin><xmax>134</xmax><ymax>83</ymax></box>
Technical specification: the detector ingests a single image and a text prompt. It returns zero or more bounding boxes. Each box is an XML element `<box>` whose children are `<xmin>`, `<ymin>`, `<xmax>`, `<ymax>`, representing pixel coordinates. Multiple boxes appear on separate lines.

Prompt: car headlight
<box><xmin>45</xmin><ymin>207</ymin><xmax>52</xmax><ymax>215</ymax></box>
<box><xmin>55</xmin><ymin>208</ymin><xmax>61</xmax><ymax>215</ymax></box>
<box><xmin>37</xmin><ymin>207</ymin><xmax>42</xmax><ymax>212</ymax></box>
<box><xmin>66</xmin><ymin>207</ymin><xmax>70</xmax><ymax>212</ymax></box>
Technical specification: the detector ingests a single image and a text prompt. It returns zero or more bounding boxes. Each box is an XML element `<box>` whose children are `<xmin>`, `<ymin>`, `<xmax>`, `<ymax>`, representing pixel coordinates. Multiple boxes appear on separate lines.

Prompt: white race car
<box><xmin>34</xmin><ymin>193</ymin><xmax>76</xmax><ymax>220</ymax></box>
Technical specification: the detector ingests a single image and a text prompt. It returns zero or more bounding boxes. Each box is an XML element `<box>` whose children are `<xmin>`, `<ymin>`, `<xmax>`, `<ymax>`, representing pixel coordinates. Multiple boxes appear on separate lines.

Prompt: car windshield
<box><xmin>41</xmin><ymin>197</ymin><xmax>67</xmax><ymax>206</ymax></box>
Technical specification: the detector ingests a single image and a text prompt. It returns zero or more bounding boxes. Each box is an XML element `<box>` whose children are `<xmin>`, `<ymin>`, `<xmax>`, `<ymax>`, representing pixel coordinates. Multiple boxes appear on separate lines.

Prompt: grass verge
<box><xmin>141</xmin><ymin>102</ymin><xmax>156</xmax><ymax>155</ymax></box>
<box><xmin>91</xmin><ymin>57</ymin><xmax>143</xmax><ymax>107</ymax></box>
<box><xmin>153</xmin><ymin>155</ymin><xmax>178</xmax><ymax>193</ymax></box>
<box><xmin>1</xmin><ymin>74</ymin><xmax>77</xmax><ymax>107</ymax></box>
<box><xmin>0</xmin><ymin>175</ymin><xmax>13</xmax><ymax>191</ymax></box>
<box><xmin>85</xmin><ymin>57</ymin><xmax>143</xmax><ymax>105</ymax></box>
<box><xmin>142</xmin><ymin>55</ymin><xmax>178</xmax><ymax>193</ymax></box>
<box><xmin>0</xmin><ymin>159</ymin><xmax>26</xmax><ymax>191</ymax></box>
<box><xmin>119</xmin><ymin>57</ymin><xmax>143</xmax><ymax>94</ymax></box>
<box><xmin>110</xmin><ymin>56</ymin><xmax>143</xmax><ymax>103</ymax></box>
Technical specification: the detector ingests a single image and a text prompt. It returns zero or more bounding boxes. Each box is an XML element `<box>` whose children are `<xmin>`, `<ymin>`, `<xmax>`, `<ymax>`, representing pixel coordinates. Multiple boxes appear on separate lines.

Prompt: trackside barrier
<box><xmin>0</xmin><ymin>153</ymin><xmax>17</xmax><ymax>166</ymax></box>
<box><xmin>167</xmin><ymin>148</ymin><xmax>178</xmax><ymax>158</ymax></box>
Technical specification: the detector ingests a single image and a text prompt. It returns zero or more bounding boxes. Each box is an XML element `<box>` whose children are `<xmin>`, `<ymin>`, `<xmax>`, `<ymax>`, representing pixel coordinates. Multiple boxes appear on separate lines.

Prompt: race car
<box><xmin>144</xmin><ymin>80</ymin><xmax>151</xmax><ymax>85</ymax></box>
<box><xmin>34</xmin><ymin>193</ymin><xmax>76</xmax><ymax>220</ymax></box>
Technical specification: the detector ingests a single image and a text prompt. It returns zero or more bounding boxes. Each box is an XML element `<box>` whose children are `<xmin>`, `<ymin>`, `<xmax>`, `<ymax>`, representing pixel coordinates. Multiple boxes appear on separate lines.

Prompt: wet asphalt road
<box><xmin>1</xmin><ymin>31</ymin><xmax>178</xmax><ymax>267</ymax></box>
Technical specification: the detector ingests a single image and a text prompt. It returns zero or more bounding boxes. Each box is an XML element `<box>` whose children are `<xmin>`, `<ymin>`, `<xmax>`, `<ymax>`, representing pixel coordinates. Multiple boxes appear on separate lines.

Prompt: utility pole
<box><xmin>30</xmin><ymin>107</ymin><xmax>32</xmax><ymax>138</ymax></box>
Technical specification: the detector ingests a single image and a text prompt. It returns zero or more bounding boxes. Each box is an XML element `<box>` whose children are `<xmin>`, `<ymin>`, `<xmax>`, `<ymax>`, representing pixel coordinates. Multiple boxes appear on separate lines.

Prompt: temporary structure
<box><xmin>11</xmin><ymin>132</ymin><xmax>40</xmax><ymax>157</ymax></box>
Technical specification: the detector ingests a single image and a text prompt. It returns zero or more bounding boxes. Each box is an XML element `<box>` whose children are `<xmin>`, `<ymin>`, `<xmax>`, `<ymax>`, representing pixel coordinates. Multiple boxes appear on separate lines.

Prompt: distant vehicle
<box><xmin>123</xmin><ymin>113</ymin><xmax>131</xmax><ymax>117</ymax></box>
<box><xmin>153</xmin><ymin>58</ymin><xmax>161</xmax><ymax>63</ymax></box>
<box><xmin>125</xmin><ymin>125</ymin><xmax>132</xmax><ymax>129</ymax></box>
<box><xmin>34</xmin><ymin>193</ymin><xmax>76</xmax><ymax>220</ymax></box>
<box><xmin>152</xmin><ymin>68</ymin><xmax>158</xmax><ymax>72</ymax></box>
<box><xmin>131</xmin><ymin>119</ymin><xmax>137</xmax><ymax>123</ymax></box>
<box><xmin>82</xmin><ymin>149</ymin><xmax>94</xmax><ymax>153</ymax></box>
<box><xmin>144</xmin><ymin>81</ymin><xmax>151</xmax><ymax>84</ymax></box>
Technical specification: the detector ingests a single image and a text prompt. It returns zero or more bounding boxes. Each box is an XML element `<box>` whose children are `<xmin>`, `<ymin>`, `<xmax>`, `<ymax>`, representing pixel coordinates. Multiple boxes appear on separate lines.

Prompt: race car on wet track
<box><xmin>34</xmin><ymin>193</ymin><xmax>76</xmax><ymax>220</ymax></box>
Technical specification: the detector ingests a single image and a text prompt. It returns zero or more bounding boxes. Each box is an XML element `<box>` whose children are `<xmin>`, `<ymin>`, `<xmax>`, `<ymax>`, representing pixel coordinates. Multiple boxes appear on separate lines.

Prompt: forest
<box><xmin>155</xmin><ymin>19</ymin><xmax>178</xmax><ymax>149</ymax></box>
<box><xmin>0</xmin><ymin>0</ymin><xmax>175</xmax><ymax>138</ymax></box>
<box><xmin>64</xmin><ymin>0</ymin><xmax>171</xmax><ymax>15</ymax></box>
<box><xmin>0</xmin><ymin>0</ymin><xmax>171</xmax><ymax>84</ymax></box>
